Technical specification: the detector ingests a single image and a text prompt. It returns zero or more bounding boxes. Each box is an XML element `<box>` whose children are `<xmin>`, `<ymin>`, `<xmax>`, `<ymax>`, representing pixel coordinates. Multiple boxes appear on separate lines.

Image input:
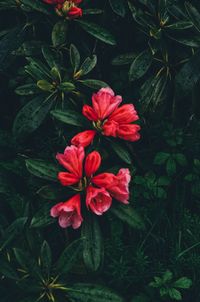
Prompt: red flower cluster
<box><xmin>51</xmin><ymin>87</ymin><xmax>141</xmax><ymax>229</ymax></box>
<box><xmin>71</xmin><ymin>87</ymin><xmax>141</xmax><ymax>147</ymax></box>
<box><xmin>51</xmin><ymin>145</ymin><xmax>131</xmax><ymax>229</ymax></box>
<box><xmin>43</xmin><ymin>0</ymin><xmax>82</xmax><ymax>19</ymax></box>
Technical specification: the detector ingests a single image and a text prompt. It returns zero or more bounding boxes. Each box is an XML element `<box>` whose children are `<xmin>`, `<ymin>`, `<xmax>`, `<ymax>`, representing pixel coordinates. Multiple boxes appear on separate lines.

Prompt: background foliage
<box><xmin>0</xmin><ymin>0</ymin><xmax>200</xmax><ymax>301</ymax></box>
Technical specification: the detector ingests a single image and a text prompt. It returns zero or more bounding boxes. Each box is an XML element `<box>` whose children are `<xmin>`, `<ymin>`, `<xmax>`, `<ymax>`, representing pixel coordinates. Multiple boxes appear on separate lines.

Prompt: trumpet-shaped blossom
<box><xmin>51</xmin><ymin>145</ymin><xmax>131</xmax><ymax>228</ymax></box>
<box><xmin>71</xmin><ymin>87</ymin><xmax>141</xmax><ymax>147</ymax></box>
<box><xmin>50</xmin><ymin>194</ymin><xmax>83</xmax><ymax>229</ymax></box>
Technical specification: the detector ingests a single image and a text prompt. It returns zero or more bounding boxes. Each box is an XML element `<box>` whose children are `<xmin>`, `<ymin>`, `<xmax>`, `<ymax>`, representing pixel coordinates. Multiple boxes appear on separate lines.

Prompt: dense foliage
<box><xmin>1</xmin><ymin>0</ymin><xmax>200</xmax><ymax>301</ymax></box>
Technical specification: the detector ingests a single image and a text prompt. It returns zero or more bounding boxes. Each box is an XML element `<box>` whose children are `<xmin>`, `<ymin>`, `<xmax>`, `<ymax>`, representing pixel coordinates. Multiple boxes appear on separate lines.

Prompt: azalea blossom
<box><xmin>50</xmin><ymin>145</ymin><xmax>131</xmax><ymax>228</ymax></box>
<box><xmin>71</xmin><ymin>87</ymin><xmax>141</xmax><ymax>147</ymax></box>
<box><xmin>43</xmin><ymin>0</ymin><xmax>83</xmax><ymax>19</ymax></box>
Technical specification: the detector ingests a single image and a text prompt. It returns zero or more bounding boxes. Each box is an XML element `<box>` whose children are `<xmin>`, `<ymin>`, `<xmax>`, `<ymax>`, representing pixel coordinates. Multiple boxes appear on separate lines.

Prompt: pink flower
<box><xmin>86</xmin><ymin>186</ymin><xmax>112</xmax><ymax>215</ymax></box>
<box><xmin>44</xmin><ymin>0</ymin><xmax>83</xmax><ymax>19</ymax></box>
<box><xmin>50</xmin><ymin>194</ymin><xmax>83</xmax><ymax>229</ymax></box>
<box><xmin>71</xmin><ymin>87</ymin><xmax>141</xmax><ymax>147</ymax></box>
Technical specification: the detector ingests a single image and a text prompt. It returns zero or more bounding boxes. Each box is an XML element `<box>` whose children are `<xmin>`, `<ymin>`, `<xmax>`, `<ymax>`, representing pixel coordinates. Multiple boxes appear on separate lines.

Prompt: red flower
<box><xmin>67</xmin><ymin>6</ymin><xmax>82</xmax><ymax>18</ymax></box>
<box><xmin>44</xmin><ymin>0</ymin><xmax>83</xmax><ymax>19</ymax></box>
<box><xmin>50</xmin><ymin>194</ymin><xmax>83</xmax><ymax>229</ymax></box>
<box><xmin>93</xmin><ymin>168</ymin><xmax>131</xmax><ymax>204</ymax></box>
<box><xmin>71</xmin><ymin>130</ymin><xmax>96</xmax><ymax>148</ymax></box>
<box><xmin>71</xmin><ymin>87</ymin><xmax>141</xmax><ymax>147</ymax></box>
<box><xmin>51</xmin><ymin>145</ymin><xmax>131</xmax><ymax>228</ymax></box>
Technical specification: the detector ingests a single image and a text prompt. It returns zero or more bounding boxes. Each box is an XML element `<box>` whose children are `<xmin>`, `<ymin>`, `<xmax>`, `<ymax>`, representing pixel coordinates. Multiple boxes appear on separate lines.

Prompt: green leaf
<box><xmin>13</xmin><ymin>248</ymin><xmax>41</xmax><ymax>278</ymax></box>
<box><xmin>78</xmin><ymin>79</ymin><xmax>108</xmax><ymax>89</ymax></box>
<box><xmin>175</xmin><ymin>51</ymin><xmax>200</xmax><ymax>98</ymax></box>
<box><xmin>154</xmin><ymin>152</ymin><xmax>170</xmax><ymax>165</ymax></box>
<box><xmin>81</xmin><ymin>215</ymin><xmax>104</xmax><ymax>272</ymax></box>
<box><xmin>0</xmin><ymin>217</ymin><xmax>27</xmax><ymax>251</ymax></box>
<box><xmin>40</xmin><ymin>240</ymin><xmax>52</xmax><ymax>275</ymax></box>
<box><xmin>21</xmin><ymin>0</ymin><xmax>50</xmax><ymax>15</ymax></box>
<box><xmin>166</xmin><ymin>21</ymin><xmax>193</xmax><ymax>30</ymax></box>
<box><xmin>37</xmin><ymin>80</ymin><xmax>54</xmax><ymax>92</ymax></box>
<box><xmin>13</xmin><ymin>95</ymin><xmax>55</xmax><ymax>139</ymax></box>
<box><xmin>185</xmin><ymin>2</ymin><xmax>200</xmax><ymax>33</ymax></box>
<box><xmin>111</xmin><ymin>204</ymin><xmax>145</xmax><ymax>230</ymax></box>
<box><xmin>109</xmin><ymin>140</ymin><xmax>132</xmax><ymax>164</ymax></box>
<box><xmin>76</xmin><ymin>20</ymin><xmax>116</xmax><ymax>46</ymax></box>
<box><xmin>162</xmin><ymin>270</ymin><xmax>173</xmax><ymax>282</ymax></box>
<box><xmin>42</xmin><ymin>46</ymin><xmax>61</xmax><ymax>69</ymax></box>
<box><xmin>26</xmin><ymin>159</ymin><xmax>59</xmax><ymax>181</ymax></box>
<box><xmin>174</xmin><ymin>153</ymin><xmax>187</xmax><ymax>166</ymax></box>
<box><xmin>51</xmin><ymin>109</ymin><xmax>85</xmax><ymax>127</ymax></box>
<box><xmin>52</xmin><ymin>20</ymin><xmax>68</xmax><ymax>47</ymax></box>
<box><xmin>15</xmin><ymin>84</ymin><xmax>40</xmax><ymax>96</ymax></box>
<box><xmin>70</xmin><ymin>44</ymin><xmax>80</xmax><ymax>72</ymax></box>
<box><xmin>83</xmin><ymin>9</ymin><xmax>104</xmax><ymax>15</ymax></box>
<box><xmin>109</xmin><ymin>0</ymin><xmax>126</xmax><ymax>17</ymax></box>
<box><xmin>0</xmin><ymin>259</ymin><xmax>19</xmax><ymax>280</ymax></box>
<box><xmin>174</xmin><ymin>277</ymin><xmax>192</xmax><ymax>289</ymax></box>
<box><xmin>166</xmin><ymin>157</ymin><xmax>176</xmax><ymax>176</ymax></box>
<box><xmin>55</xmin><ymin>239</ymin><xmax>82</xmax><ymax>275</ymax></box>
<box><xmin>59</xmin><ymin>82</ymin><xmax>75</xmax><ymax>92</ymax></box>
<box><xmin>168</xmin><ymin>288</ymin><xmax>182</xmax><ymax>301</ymax></box>
<box><xmin>30</xmin><ymin>203</ymin><xmax>55</xmax><ymax>228</ymax></box>
<box><xmin>129</xmin><ymin>49</ymin><xmax>152</xmax><ymax>81</ymax></box>
<box><xmin>80</xmin><ymin>55</ymin><xmax>97</xmax><ymax>76</ymax></box>
<box><xmin>111</xmin><ymin>53</ymin><xmax>137</xmax><ymax>66</ymax></box>
<box><xmin>131</xmin><ymin>294</ymin><xmax>150</xmax><ymax>302</ymax></box>
<box><xmin>67</xmin><ymin>283</ymin><xmax>124</xmax><ymax>302</ymax></box>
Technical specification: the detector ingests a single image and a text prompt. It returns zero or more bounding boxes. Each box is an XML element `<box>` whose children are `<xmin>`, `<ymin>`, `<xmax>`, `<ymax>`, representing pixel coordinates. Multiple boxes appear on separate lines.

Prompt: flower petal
<box><xmin>109</xmin><ymin>104</ymin><xmax>139</xmax><ymax>124</ymax></box>
<box><xmin>85</xmin><ymin>151</ymin><xmax>101</xmax><ymax>177</ymax></box>
<box><xmin>71</xmin><ymin>130</ymin><xmax>96</xmax><ymax>148</ymax></box>
<box><xmin>86</xmin><ymin>186</ymin><xmax>112</xmax><ymax>215</ymax></box>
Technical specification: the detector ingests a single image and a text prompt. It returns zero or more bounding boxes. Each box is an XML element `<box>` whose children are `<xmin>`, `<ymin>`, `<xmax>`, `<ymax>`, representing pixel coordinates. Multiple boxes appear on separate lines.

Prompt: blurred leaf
<box><xmin>168</xmin><ymin>288</ymin><xmax>182</xmax><ymax>300</ymax></box>
<box><xmin>21</xmin><ymin>0</ymin><xmax>50</xmax><ymax>14</ymax></box>
<box><xmin>111</xmin><ymin>204</ymin><xmax>145</xmax><ymax>230</ymax></box>
<box><xmin>166</xmin><ymin>157</ymin><xmax>176</xmax><ymax>175</ymax></box>
<box><xmin>0</xmin><ymin>259</ymin><xmax>19</xmax><ymax>280</ymax></box>
<box><xmin>109</xmin><ymin>0</ymin><xmax>126</xmax><ymax>17</ymax></box>
<box><xmin>175</xmin><ymin>51</ymin><xmax>200</xmax><ymax>98</ymax></box>
<box><xmin>30</xmin><ymin>203</ymin><xmax>55</xmax><ymax>228</ymax></box>
<box><xmin>81</xmin><ymin>215</ymin><xmax>104</xmax><ymax>272</ymax></box>
<box><xmin>112</xmin><ymin>53</ymin><xmax>137</xmax><ymax>65</ymax></box>
<box><xmin>55</xmin><ymin>239</ymin><xmax>82</xmax><ymax>275</ymax></box>
<box><xmin>109</xmin><ymin>140</ymin><xmax>132</xmax><ymax>164</ymax></box>
<box><xmin>0</xmin><ymin>217</ymin><xmax>27</xmax><ymax>251</ymax></box>
<box><xmin>174</xmin><ymin>277</ymin><xmax>192</xmax><ymax>289</ymax></box>
<box><xmin>154</xmin><ymin>152</ymin><xmax>170</xmax><ymax>164</ymax></box>
<box><xmin>15</xmin><ymin>84</ymin><xmax>40</xmax><ymax>96</ymax></box>
<box><xmin>185</xmin><ymin>2</ymin><xmax>200</xmax><ymax>33</ymax></box>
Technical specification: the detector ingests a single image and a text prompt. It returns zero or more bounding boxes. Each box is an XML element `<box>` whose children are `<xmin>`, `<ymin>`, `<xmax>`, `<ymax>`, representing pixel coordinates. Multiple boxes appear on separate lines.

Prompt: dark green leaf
<box><xmin>168</xmin><ymin>288</ymin><xmax>182</xmax><ymax>301</ymax></box>
<box><xmin>0</xmin><ymin>217</ymin><xmax>27</xmax><ymax>251</ymax></box>
<box><xmin>154</xmin><ymin>152</ymin><xmax>170</xmax><ymax>165</ymax></box>
<box><xmin>112</xmin><ymin>53</ymin><xmax>137</xmax><ymax>65</ymax></box>
<box><xmin>40</xmin><ymin>240</ymin><xmax>52</xmax><ymax>275</ymax></box>
<box><xmin>55</xmin><ymin>239</ymin><xmax>82</xmax><ymax>275</ymax></box>
<box><xmin>78</xmin><ymin>79</ymin><xmax>108</xmax><ymax>89</ymax></box>
<box><xmin>15</xmin><ymin>84</ymin><xmax>40</xmax><ymax>96</ymax></box>
<box><xmin>80</xmin><ymin>55</ymin><xmax>97</xmax><ymax>76</ymax></box>
<box><xmin>13</xmin><ymin>95</ymin><xmax>55</xmax><ymax>139</ymax></box>
<box><xmin>52</xmin><ymin>20</ymin><xmax>68</xmax><ymax>47</ymax></box>
<box><xmin>185</xmin><ymin>2</ymin><xmax>200</xmax><ymax>33</ymax></box>
<box><xmin>76</xmin><ymin>20</ymin><xmax>116</xmax><ymax>46</ymax></box>
<box><xmin>67</xmin><ymin>283</ymin><xmax>124</xmax><ymax>302</ymax></box>
<box><xmin>174</xmin><ymin>277</ymin><xmax>192</xmax><ymax>289</ymax></box>
<box><xmin>26</xmin><ymin>159</ymin><xmax>59</xmax><ymax>181</ymax></box>
<box><xmin>81</xmin><ymin>215</ymin><xmax>103</xmax><ymax>272</ymax></box>
<box><xmin>109</xmin><ymin>140</ymin><xmax>132</xmax><ymax>164</ymax></box>
<box><xmin>111</xmin><ymin>204</ymin><xmax>145</xmax><ymax>230</ymax></box>
<box><xmin>30</xmin><ymin>203</ymin><xmax>55</xmax><ymax>228</ymax></box>
<box><xmin>51</xmin><ymin>109</ymin><xmax>85</xmax><ymax>126</ymax></box>
<box><xmin>109</xmin><ymin>0</ymin><xmax>126</xmax><ymax>17</ymax></box>
<box><xmin>129</xmin><ymin>49</ymin><xmax>152</xmax><ymax>81</ymax></box>
<box><xmin>70</xmin><ymin>44</ymin><xmax>80</xmax><ymax>72</ymax></box>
